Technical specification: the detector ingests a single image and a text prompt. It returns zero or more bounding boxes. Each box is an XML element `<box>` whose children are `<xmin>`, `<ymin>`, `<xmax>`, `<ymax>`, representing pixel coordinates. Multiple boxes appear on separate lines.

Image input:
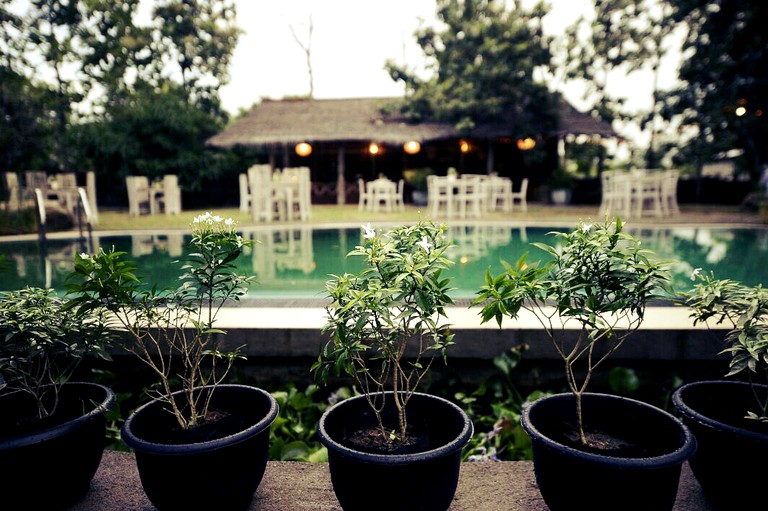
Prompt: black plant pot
<box><xmin>0</xmin><ymin>382</ymin><xmax>116</xmax><ymax>509</ymax></box>
<box><xmin>318</xmin><ymin>392</ymin><xmax>473</xmax><ymax>511</ymax></box>
<box><xmin>521</xmin><ymin>392</ymin><xmax>696</xmax><ymax>511</ymax></box>
<box><xmin>122</xmin><ymin>384</ymin><xmax>279</xmax><ymax>511</ymax></box>
<box><xmin>672</xmin><ymin>380</ymin><xmax>768</xmax><ymax>510</ymax></box>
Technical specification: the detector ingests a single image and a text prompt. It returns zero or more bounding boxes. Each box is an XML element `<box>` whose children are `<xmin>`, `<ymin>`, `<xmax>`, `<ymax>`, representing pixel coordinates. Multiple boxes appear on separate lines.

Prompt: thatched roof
<box><xmin>206</xmin><ymin>96</ymin><xmax>616</xmax><ymax>149</ymax></box>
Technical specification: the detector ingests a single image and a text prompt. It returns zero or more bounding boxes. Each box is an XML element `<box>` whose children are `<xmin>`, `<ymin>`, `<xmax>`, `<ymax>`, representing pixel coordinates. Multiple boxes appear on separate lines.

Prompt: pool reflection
<box><xmin>1</xmin><ymin>224</ymin><xmax>766</xmax><ymax>300</ymax></box>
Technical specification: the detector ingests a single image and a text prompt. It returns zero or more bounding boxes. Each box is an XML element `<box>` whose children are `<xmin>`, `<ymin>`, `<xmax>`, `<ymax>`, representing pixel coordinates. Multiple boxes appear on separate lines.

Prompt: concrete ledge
<box><xmin>67</xmin><ymin>450</ymin><xmax>714</xmax><ymax>510</ymax></box>
<box><xmin>211</xmin><ymin>306</ymin><xmax>728</xmax><ymax>363</ymax></box>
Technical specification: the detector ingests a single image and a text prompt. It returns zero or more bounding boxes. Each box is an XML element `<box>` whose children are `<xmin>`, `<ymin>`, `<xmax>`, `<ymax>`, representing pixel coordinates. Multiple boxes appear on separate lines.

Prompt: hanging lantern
<box><xmin>369</xmin><ymin>142</ymin><xmax>380</xmax><ymax>155</ymax></box>
<box><xmin>516</xmin><ymin>137</ymin><xmax>536</xmax><ymax>150</ymax></box>
<box><xmin>295</xmin><ymin>142</ymin><xmax>312</xmax><ymax>157</ymax></box>
<box><xmin>459</xmin><ymin>140</ymin><xmax>470</xmax><ymax>153</ymax></box>
<box><xmin>403</xmin><ymin>140</ymin><xmax>421</xmax><ymax>154</ymax></box>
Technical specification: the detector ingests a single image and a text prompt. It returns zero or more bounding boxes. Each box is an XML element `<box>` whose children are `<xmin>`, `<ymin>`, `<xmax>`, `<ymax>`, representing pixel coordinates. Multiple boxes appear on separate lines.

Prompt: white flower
<box><xmin>690</xmin><ymin>268</ymin><xmax>702</xmax><ymax>281</ymax></box>
<box><xmin>224</xmin><ymin>218</ymin><xmax>235</xmax><ymax>227</ymax></box>
<box><xmin>581</xmin><ymin>223</ymin><xmax>592</xmax><ymax>233</ymax></box>
<box><xmin>193</xmin><ymin>211</ymin><xmax>214</xmax><ymax>224</ymax></box>
<box><xmin>361</xmin><ymin>223</ymin><xmax>376</xmax><ymax>239</ymax></box>
<box><xmin>79</xmin><ymin>252</ymin><xmax>90</xmax><ymax>260</ymax></box>
<box><xmin>416</xmin><ymin>236</ymin><xmax>432</xmax><ymax>252</ymax></box>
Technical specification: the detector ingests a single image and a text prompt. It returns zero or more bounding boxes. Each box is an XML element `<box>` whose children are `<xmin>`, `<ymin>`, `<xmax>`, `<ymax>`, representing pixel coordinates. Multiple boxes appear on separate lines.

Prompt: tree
<box><xmin>559</xmin><ymin>0</ymin><xmax>680</xmax><ymax>169</ymax></box>
<box><xmin>151</xmin><ymin>0</ymin><xmax>241</xmax><ymax>120</ymax></box>
<box><xmin>69</xmin><ymin>84</ymin><xmax>226</xmax><ymax>195</ymax></box>
<box><xmin>289</xmin><ymin>15</ymin><xmax>314</xmax><ymax>98</ymax></box>
<box><xmin>78</xmin><ymin>0</ymin><xmax>151</xmax><ymax>108</ymax></box>
<box><xmin>385</xmin><ymin>0</ymin><xmax>557</xmax><ymax>137</ymax></box>
<box><xmin>665</xmin><ymin>0</ymin><xmax>767</xmax><ymax>189</ymax></box>
<box><xmin>20</xmin><ymin>0</ymin><xmax>96</xmax><ymax>171</ymax></box>
<box><xmin>0</xmin><ymin>6</ymin><xmax>55</xmax><ymax>173</ymax></box>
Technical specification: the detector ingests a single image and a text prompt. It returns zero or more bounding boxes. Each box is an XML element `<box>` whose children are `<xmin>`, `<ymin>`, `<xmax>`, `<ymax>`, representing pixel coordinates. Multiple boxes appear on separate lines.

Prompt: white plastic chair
<box><xmin>125</xmin><ymin>176</ymin><xmax>151</xmax><ymax>216</ymax></box>
<box><xmin>455</xmin><ymin>175</ymin><xmax>483</xmax><ymax>219</ymax></box>
<box><xmin>631</xmin><ymin>170</ymin><xmax>663</xmax><ymax>218</ymax></box>
<box><xmin>2</xmin><ymin>172</ymin><xmax>22</xmax><ymax>210</ymax></box>
<box><xmin>86</xmin><ymin>171</ymin><xmax>99</xmax><ymax>224</ymax></box>
<box><xmin>239</xmin><ymin>173</ymin><xmax>251</xmax><ymax>212</ymax></box>
<box><xmin>159</xmin><ymin>174</ymin><xmax>181</xmax><ymax>215</ymax></box>
<box><xmin>248</xmin><ymin>164</ymin><xmax>282</xmax><ymax>222</ymax></box>
<box><xmin>488</xmin><ymin>176</ymin><xmax>513</xmax><ymax>212</ymax></box>
<box><xmin>599</xmin><ymin>171</ymin><xmax>632</xmax><ymax>219</ymax></box>
<box><xmin>394</xmin><ymin>179</ymin><xmax>405</xmax><ymax>211</ymax></box>
<box><xmin>510</xmin><ymin>178</ymin><xmax>529</xmax><ymax>212</ymax></box>
<box><xmin>661</xmin><ymin>169</ymin><xmax>680</xmax><ymax>216</ymax></box>
<box><xmin>427</xmin><ymin>175</ymin><xmax>455</xmax><ymax>218</ymax></box>
<box><xmin>358</xmin><ymin>178</ymin><xmax>371</xmax><ymax>211</ymax></box>
<box><xmin>282</xmin><ymin>167</ymin><xmax>312</xmax><ymax>221</ymax></box>
<box><xmin>370</xmin><ymin>177</ymin><xmax>396</xmax><ymax>213</ymax></box>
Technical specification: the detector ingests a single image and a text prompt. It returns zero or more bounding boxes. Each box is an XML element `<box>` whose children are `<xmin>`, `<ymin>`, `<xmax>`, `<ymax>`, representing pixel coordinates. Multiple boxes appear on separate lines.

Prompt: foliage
<box><xmin>268</xmin><ymin>383</ymin><xmax>343</xmax><ymax>462</ymax></box>
<box><xmin>0</xmin><ymin>207</ymin><xmax>37</xmax><ymax>235</ymax></box>
<box><xmin>312</xmin><ymin>220</ymin><xmax>456</xmax><ymax>448</ymax></box>
<box><xmin>683</xmin><ymin>270</ymin><xmax>768</xmax><ymax>421</ymax></box>
<box><xmin>152</xmin><ymin>0</ymin><xmax>242</xmax><ymax>119</ymax></box>
<box><xmin>0</xmin><ymin>67</ymin><xmax>57</xmax><ymax>174</ymax></box>
<box><xmin>402</xmin><ymin>168</ymin><xmax>433</xmax><ymax>192</ymax></box>
<box><xmin>70</xmin><ymin>85</ymin><xmax>227</xmax><ymax>192</ymax></box>
<box><xmin>458</xmin><ymin>348</ymin><xmax>537</xmax><ymax>462</ymax></box>
<box><xmin>560</xmin><ymin>0</ymin><xmax>678</xmax><ymax>167</ymax></box>
<box><xmin>65</xmin><ymin>212</ymin><xmax>253</xmax><ymax>430</ymax></box>
<box><xmin>473</xmin><ymin>217</ymin><xmax>672</xmax><ymax>447</ymax></box>
<box><xmin>386</xmin><ymin>0</ymin><xmax>557</xmax><ymax>136</ymax></box>
<box><xmin>1</xmin><ymin>1</ymin><xmax>241</xmax><ymax>188</ymax></box>
<box><xmin>547</xmin><ymin>166</ymin><xmax>576</xmax><ymax>189</ymax></box>
<box><xmin>665</xmin><ymin>1</ymin><xmax>768</xmax><ymax>187</ymax></box>
<box><xmin>0</xmin><ymin>287</ymin><xmax>116</xmax><ymax>419</ymax></box>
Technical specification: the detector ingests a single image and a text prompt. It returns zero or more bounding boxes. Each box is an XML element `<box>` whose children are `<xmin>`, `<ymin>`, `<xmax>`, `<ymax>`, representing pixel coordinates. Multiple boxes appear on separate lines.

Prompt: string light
<box><xmin>295</xmin><ymin>142</ymin><xmax>312</xmax><ymax>157</ymax></box>
<box><xmin>404</xmin><ymin>141</ymin><xmax>421</xmax><ymax>154</ymax></box>
<box><xmin>516</xmin><ymin>137</ymin><xmax>536</xmax><ymax>150</ymax></box>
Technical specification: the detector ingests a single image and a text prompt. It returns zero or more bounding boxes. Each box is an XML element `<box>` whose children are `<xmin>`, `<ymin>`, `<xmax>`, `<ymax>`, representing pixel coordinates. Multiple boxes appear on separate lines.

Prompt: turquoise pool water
<box><xmin>2</xmin><ymin>224</ymin><xmax>767</xmax><ymax>301</ymax></box>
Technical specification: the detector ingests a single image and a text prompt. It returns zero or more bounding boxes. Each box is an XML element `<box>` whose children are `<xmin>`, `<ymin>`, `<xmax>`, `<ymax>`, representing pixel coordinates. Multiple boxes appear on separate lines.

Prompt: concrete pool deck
<box><xmin>207</xmin><ymin>302</ymin><xmax>729</xmax><ymax>368</ymax></box>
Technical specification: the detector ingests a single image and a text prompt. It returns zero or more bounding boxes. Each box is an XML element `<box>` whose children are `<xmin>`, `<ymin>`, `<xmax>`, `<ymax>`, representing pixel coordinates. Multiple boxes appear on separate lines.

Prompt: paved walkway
<box><xmin>67</xmin><ymin>451</ymin><xmax>714</xmax><ymax>511</ymax></box>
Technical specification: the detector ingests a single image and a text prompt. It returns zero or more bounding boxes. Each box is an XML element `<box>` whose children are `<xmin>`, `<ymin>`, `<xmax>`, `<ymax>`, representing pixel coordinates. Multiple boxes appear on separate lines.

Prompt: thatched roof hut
<box><xmin>208</xmin><ymin>96</ymin><xmax>614</xmax><ymax>147</ymax></box>
<box><xmin>206</xmin><ymin>97</ymin><xmax>616</xmax><ymax>204</ymax></box>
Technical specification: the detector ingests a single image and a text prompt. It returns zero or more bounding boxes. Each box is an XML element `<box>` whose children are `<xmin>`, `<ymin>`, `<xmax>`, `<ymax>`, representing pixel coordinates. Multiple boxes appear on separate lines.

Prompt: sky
<box><xmin>219</xmin><ymin>0</ymin><xmax>683</xmax><ymax>147</ymax></box>
<box><xmin>220</xmin><ymin>0</ymin><xmax>591</xmax><ymax>114</ymax></box>
<box><xmin>8</xmin><ymin>0</ymin><xmax>683</xmax><ymax>146</ymax></box>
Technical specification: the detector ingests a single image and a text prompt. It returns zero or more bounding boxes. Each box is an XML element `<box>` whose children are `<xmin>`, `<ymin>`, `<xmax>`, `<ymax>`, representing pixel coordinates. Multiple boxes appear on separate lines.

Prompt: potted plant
<box><xmin>672</xmin><ymin>270</ymin><xmax>768</xmax><ymax>510</ymax></box>
<box><xmin>473</xmin><ymin>218</ymin><xmax>696</xmax><ymax>511</ymax></box>
<box><xmin>0</xmin><ymin>286</ymin><xmax>117</xmax><ymax>509</ymax></box>
<box><xmin>66</xmin><ymin>212</ymin><xmax>279</xmax><ymax>511</ymax></box>
<box><xmin>548</xmin><ymin>166</ymin><xmax>575</xmax><ymax>205</ymax></box>
<box><xmin>312</xmin><ymin>220</ymin><xmax>473</xmax><ymax>511</ymax></box>
<box><xmin>403</xmin><ymin>167</ymin><xmax>433</xmax><ymax>206</ymax></box>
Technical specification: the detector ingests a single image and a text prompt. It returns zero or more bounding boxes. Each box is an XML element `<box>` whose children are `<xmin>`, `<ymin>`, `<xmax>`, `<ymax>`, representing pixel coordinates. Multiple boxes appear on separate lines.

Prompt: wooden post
<box><xmin>336</xmin><ymin>143</ymin><xmax>346</xmax><ymax>205</ymax></box>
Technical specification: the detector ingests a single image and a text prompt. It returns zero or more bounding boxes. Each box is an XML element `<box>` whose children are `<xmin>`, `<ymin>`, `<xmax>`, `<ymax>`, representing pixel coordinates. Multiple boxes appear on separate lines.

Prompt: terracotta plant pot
<box><xmin>522</xmin><ymin>392</ymin><xmax>696</xmax><ymax>511</ymax></box>
<box><xmin>672</xmin><ymin>380</ymin><xmax>768</xmax><ymax>510</ymax></box>
<box><xmin>318</xmin><ymin>392</ymin><xmax>473</xmax><ymax>511</ymax></box>
<box><xmin>121</xmin><ymin>384</ymin><xmax>279</xmax><ymax>511</ymax></box>
<box><xmin>0</xmin><ymin>382</ymin><xmax>116</xmax><ymax>509</ymax></box>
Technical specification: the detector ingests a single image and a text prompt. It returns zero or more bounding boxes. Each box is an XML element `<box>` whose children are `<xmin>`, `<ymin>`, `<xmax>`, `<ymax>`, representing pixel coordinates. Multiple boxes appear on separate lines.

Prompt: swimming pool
<box><xmin>2</xmin><ymin>224</ymin><xmax>767</xmax><ymax>301</ymax></box>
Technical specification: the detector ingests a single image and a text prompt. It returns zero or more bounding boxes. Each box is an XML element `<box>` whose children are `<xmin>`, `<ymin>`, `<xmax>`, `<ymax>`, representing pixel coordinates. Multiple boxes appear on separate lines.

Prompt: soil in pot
<box><xmin>340</xmin><ymin>406</ymin><xmax>431</xmax><ymax>455</ymax></box>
